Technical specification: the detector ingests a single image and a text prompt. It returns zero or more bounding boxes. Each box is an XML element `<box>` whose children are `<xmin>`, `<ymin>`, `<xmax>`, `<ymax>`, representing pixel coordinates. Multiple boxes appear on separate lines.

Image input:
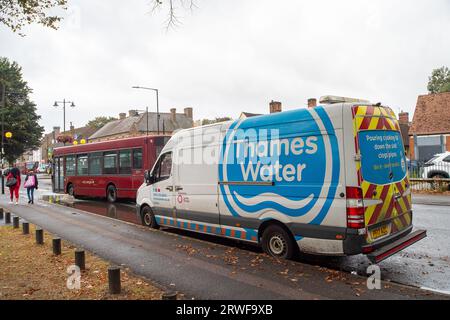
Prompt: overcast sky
<box><xmin>1</xmin><ymin>0</ymin><xmax>449</xmax><ymax>133</ymax></box>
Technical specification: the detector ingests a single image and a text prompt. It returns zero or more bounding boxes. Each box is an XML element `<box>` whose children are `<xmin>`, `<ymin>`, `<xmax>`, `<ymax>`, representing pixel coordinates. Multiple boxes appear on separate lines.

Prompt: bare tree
<box><xmin>151</xmin><ymin>0</ymin><xmax>197</xmax><ymax>29</ymax></box>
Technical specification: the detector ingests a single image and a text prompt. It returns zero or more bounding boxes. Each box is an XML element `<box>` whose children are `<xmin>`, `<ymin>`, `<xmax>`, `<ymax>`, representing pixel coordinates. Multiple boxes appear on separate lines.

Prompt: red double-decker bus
<box><xmin>53</xmin><ymin>136</ymin><xmax>170</xmax><ymax>202</ymax></box>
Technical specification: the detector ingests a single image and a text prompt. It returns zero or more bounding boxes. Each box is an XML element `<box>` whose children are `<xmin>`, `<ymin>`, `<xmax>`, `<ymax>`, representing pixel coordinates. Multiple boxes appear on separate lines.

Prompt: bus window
<box><xmin>65</xmin><ymin>156</ymin><xmax>76</xmax><ymax>176</ymax></box>
<box><xmin>77</xmin><ymin>155</ymin><xmax>88</xmax><ymax>176</ymax></box>
<box><xmin>103</xmin><ymin>151</ymin><xmax>118</xmax><ymax>174</ymax></box>
<box><xmin>133</xmin><ymin>148</ymin><xmax>143</xmax><ymax>169</ymax></box>
<box><xmin>89</xmin><ymin>152</ymin><xmax>102</xmax><ymax>175</ymax></box>
<box><xmin>119</xmin><ymin>149</ymin><xmax>132</xmax><ymax>174</ymax></box>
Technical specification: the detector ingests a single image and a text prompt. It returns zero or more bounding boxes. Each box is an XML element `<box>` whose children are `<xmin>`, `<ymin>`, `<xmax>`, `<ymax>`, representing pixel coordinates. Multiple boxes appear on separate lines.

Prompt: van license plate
<box><xmin>371</xmin><ymin>225</ymin><xmax>389</xmax><ymax>240</ymax></box>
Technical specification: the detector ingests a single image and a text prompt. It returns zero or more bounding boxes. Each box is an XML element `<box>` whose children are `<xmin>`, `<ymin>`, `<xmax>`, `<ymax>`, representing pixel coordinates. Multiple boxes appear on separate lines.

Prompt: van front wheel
<box><xmin>261</xmin><ymin>225</ymin><xmax>296</xmax><ymax>259</ymax></box>
<box><xmin>141</xmin><ymin>206</ymin><xmax>158</xmax><ymax>229</ymax></box>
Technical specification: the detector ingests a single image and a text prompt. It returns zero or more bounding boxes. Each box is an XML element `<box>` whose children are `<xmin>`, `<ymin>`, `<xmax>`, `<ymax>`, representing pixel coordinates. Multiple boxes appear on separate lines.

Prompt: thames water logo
<box><xmin>219</xmin><ymin>107</ymin><xmax>340</xmax><ymax>224</ymax></box>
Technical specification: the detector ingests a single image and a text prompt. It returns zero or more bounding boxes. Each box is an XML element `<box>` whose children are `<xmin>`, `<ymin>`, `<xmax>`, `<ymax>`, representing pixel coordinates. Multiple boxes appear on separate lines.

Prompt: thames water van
<box><xmin>136</xmin><ymin>96</ymin><xmax>426</xmax><ymax>262</ymax></box>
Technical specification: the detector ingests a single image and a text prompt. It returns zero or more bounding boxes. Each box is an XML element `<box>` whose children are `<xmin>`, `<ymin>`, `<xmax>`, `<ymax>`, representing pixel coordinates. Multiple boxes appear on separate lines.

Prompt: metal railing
<box><xmin>408</xmin><ymin>161</ymin><xmax>450</xmax><ymax>192</ymax></box>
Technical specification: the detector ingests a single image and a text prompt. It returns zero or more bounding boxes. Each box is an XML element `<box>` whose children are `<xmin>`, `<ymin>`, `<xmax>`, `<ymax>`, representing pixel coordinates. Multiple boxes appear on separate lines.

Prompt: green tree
<box><xmin>427</xmin><ymin>66</ymin><xmax>450</xmax><ymax>94</ymax></box>
<box><xmin>439</xmin><ymin>82</ymin><xmax>450</xmax><ymax>93</ymax></box>
<box><xmin>201</xmin><ymin>117</ymin><xmax>232</xmax><ymax>126</ymax></box>
<box><xmin>0</xmin><ymin>0</ymin><xmax>67</xmax><ymax>34</ymax></box>
<box><xmin>86</xmin><ymin>116</ymin><xmax>117</xmax><ymax>130</ymax></box>
<box><xmin>0</xmin><ymin>57</ymin><xmax>44</xmax><ymax>164</ymax></box>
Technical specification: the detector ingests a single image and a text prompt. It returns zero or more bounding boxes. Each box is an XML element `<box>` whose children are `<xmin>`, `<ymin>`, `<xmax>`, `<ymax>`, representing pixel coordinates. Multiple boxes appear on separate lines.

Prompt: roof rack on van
<box><xmin>319</xmin><ymin>95</ymin><xmax>370</xmax><ymax>104</ymax></box>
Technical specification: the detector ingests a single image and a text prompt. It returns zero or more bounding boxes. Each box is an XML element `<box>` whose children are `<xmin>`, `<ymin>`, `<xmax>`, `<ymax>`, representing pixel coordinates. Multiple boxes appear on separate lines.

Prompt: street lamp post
<box><xmin>132</xmin><ymin>86</ymin><xmax>160</xmax><ymax>135</ymax></box>
<box><xmin>53</xmin><ymin>99</ymin><xmax>75</xmax><ymax>133</ymax></box>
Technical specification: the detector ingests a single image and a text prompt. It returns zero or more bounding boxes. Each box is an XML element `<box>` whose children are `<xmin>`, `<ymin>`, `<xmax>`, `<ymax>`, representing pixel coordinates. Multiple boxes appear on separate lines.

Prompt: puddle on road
<box><xmin>40</xmin><ymin>195</ymin><xmax>140</xmax><ymax>224</ymax></box>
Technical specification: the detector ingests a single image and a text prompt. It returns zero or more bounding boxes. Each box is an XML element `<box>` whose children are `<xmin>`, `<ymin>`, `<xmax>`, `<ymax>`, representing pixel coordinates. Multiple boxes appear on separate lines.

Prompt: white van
<box><xmin>136</xmin><ymin>96</ymin><xmax>426</xmax><ymax>262</ymax></box>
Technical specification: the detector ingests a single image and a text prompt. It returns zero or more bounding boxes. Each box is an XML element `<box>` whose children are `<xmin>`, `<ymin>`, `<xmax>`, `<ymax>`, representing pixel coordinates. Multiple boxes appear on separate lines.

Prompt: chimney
<box><xmin>119</xmin><ymin>113</ymin><xmax>126</xmax><ymax>120</ymax></box>
<box><xmin>184</xmin><ymin>107</ymin><xmax>193</xmax><ymax>119</ymax></box>
<box><xmin>53</xmin><ymin>126</ymin><xmax>60</xmax><ymax>136</ymax></box>
<box><xmin>398</xmin><ymin>112</ymin><xmax>409</xmax><ymax>124</ymax></box>
<box><xmin>170</xmin><ymin>108</ymin><xmax>176</xmax><ymax>122</ymax></box>
<box><xmin>269</xmin><ymin>100</ymin><xmax>282</xmax><ymax>114</ymax></box>
<box><xmin>308</xmin><ymin>98</ymin><xmax>317</xmax><ymax>108</ymax></box>
<box><xmin>129</xmin><ymin>110</ymin><xmax>138</xmax><ymax>117</ymax></box>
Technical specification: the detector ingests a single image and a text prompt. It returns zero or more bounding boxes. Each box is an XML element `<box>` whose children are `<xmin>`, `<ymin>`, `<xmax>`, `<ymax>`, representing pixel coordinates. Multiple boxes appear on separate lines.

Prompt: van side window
<box><xmin>153</xmin><ymin>152</ymin><xmax>172</xmax><ymax>183</ymax></box>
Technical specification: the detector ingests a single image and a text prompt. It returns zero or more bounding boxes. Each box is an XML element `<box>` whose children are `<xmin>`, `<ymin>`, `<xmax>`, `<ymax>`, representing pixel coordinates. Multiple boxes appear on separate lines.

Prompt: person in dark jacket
<box><xmin>6</xmin><ymin>166</ymin><xmax>21</xmax><ymax>205</ymax></box>
<box><xmin>24</xmin><ymin>169</ymin><xmax>38</xmax><ymax>204</ymax></box>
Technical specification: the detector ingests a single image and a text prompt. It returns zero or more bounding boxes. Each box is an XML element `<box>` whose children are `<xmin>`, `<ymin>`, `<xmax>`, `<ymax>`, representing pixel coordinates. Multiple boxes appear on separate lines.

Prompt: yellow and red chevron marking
<box><xmin>361</xmin><ymin>178</ymin><xmax>412</xmax><ymax>243</ymax></box>
<box><xmin>353</xmin><ymin>105</ymin><xmax>401</xmax><ymax>132</ymax></box>
<box><xmin>352</xmin><ymin>105</ymin><xmax>411</xmax><ymax>243</ymax></box>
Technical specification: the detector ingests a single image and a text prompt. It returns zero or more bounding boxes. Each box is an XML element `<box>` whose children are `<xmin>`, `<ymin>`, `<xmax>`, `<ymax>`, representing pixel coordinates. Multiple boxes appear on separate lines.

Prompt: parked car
<box><xmin>36</xmin><ymin>163</ymin><xmax>49</xmax><ymax>174</ymax></box>
<box><xmin>422</xmin><ymin>151</ymin><xmax>450</xmax><ymax>179</ymax></box>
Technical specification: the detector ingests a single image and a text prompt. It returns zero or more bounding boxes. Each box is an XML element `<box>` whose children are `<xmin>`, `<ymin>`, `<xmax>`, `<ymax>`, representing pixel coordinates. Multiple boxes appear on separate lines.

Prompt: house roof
<box><xmin>239</xmin><ymin>112</ymin><xmax>263</xmax><ymax>119</ymax></box>
<box><xmin>63</xmin><ymin>126</ymin><xmax>98</xmax><ymax>140</ymax></box>
<box><xmin>89</xmin><ymin>112</ymin><xmax>193</xmax><ymax>139</ymax></box>
<box><xmin>410</xmin><ymin>92</ymin><xmax>450</xmax><ymax>135</ymax></box>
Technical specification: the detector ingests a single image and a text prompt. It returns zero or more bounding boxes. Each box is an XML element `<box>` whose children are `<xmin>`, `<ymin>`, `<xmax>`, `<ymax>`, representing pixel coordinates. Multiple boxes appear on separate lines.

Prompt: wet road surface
<box><xmin>38</xmin><ymin>193</ymin><xmax>450</xmax><ymax>294</ymax></box>
<box><xmin>6</xmin><ymin>176</ymin><xmax>450</xmax><ymax>297</ymax></box>
<box><xmin>1</xmin><ymin>195</ymin><xmax>446</xmax><ymax>300</ymax></box>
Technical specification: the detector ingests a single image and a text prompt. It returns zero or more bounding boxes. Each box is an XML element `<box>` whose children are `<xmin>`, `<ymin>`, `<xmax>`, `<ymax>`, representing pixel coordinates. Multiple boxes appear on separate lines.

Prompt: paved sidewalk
<box><xmin>0</xmin><ymin>196</ymin><xmax>447</xmax><ymax>300</ymax></box>
<box><xmin>412</xmin><ymin>193</ymin><xmax>450</xmax><ymax>206</ymax></box>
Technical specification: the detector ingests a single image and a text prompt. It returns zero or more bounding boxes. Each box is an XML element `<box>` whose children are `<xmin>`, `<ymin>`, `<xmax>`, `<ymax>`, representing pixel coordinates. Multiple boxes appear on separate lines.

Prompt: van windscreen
<box><xmin>358</xmin><ymin>130</ymin><xmax>407</xmax><ymax>185</ymax></box>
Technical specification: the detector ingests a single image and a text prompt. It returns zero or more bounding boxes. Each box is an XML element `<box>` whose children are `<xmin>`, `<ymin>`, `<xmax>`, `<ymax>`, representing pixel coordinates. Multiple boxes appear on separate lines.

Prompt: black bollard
<box><xmin>108</xmin><ymin>266</ymin><xmax>121</xmax><ymax>294</ymax></box>
<box><xmin>5</xmin><ymin>211</ymin><xmax>11</xmax><ymax>224</ymax></box>
<box><xmin>0</xmin><ymin>207</ymin><xmax>3</xmax><ymax>219</ymax></box>
<box><xmin>162</xmin><ymin>291</ymin><xmax>178</xmax><ymax>300</ymax></box>
<box><xmin>22</xmin><ymin>222</ymin><xmax>29</xmax><ymax>234</ymax></box>
<box><xmin>12</xmin><ymin>216</ymin><xmax>19</xmax><ymax>228</ymax></box>
<box><xmin>35</xmin><ymin>228</ymin><xmax>44</xmax><ymax>244</ymax></box>
<box><xmin>75</xmin><ymin>249</ymin><xmax>85</xmax><ymax>271</ymax></box>
<box><xmin>52</xmin><ymin>238</ymin><xmax>62</xmax><ymax>255</ymax></box>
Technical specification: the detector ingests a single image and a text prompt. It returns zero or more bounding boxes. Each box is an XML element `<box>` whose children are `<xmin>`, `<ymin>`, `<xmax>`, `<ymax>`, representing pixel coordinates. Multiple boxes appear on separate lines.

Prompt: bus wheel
<box><xmin>141</xmin><ymin>206</ymin><xmax>158</xmax><ymax>229</ymax></box>
<box><xmin>261</xmin><ymin>224</ymin><xmax>296</xmax><ymax>260</ymax></box>
<box><xmin>106</xmin><ymin>185</ymin><xmax>117</xmax><ymax>203</ymax></box>
<box><xmin>67</xmin><ymin>184</ymin><xmax>74</xmax><ymax>197</ymax></box>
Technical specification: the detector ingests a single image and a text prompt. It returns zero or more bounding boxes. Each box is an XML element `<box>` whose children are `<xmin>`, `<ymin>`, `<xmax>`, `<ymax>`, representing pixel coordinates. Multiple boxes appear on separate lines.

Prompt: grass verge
<box><xmin>0</xmin><ymin>223</ymin><xmax>165</xmax><ymax>300</ymax></box>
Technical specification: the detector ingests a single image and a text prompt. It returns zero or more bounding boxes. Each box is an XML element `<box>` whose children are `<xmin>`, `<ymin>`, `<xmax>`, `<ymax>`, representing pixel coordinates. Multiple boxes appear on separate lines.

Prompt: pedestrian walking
<box><xmin>6</xmin><ymin>166</ymin><xmax>21</xmax><ymax>205</ymax></box>
<box><xmin>24</xmin><ymin>169</ymin><xmax>38</xmax><ymax>204</ymax></box>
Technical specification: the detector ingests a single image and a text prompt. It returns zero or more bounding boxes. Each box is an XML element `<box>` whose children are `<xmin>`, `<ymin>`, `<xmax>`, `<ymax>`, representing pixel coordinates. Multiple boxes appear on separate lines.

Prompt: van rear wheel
<box><xmin>261</xmin><ymin>225</ymin><xmax>296</xmax><ymax>259</ymax></box>
<box><xmin>141</xmin><ymin>206</ymin><xmax>158</xmax><ymax>229</ymax></box>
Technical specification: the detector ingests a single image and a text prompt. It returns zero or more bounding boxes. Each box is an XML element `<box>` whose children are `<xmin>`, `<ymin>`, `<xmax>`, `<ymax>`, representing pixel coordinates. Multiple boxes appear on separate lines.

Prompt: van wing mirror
<box><xmin>144</xmin><ymin>170</ymin><xmax>154</xmax><ymax>184</ymax></box>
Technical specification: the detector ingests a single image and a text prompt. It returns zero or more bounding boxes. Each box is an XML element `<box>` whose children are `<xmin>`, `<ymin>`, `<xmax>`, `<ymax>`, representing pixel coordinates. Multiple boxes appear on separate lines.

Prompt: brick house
<box><xmin>89</xmin><ymin>108</ymin><xmax>194</xmax><ymax>142</ymax></box>
<box><xmin>409</xmin><ymin>92</ymin><xmax>450</xmax><ymax>162</ymax></box>
<box><xmin>397</xmin><ymin>111</ymin><xmax>411</xmax><ymax>157</ymax></box>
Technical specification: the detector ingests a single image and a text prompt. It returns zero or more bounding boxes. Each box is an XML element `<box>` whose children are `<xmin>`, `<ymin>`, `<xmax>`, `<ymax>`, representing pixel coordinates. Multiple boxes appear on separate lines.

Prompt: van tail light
<box><xmin>346</xmin><ymin>187</ymin><xmax>365</xmax><ymax>229</ymax></box>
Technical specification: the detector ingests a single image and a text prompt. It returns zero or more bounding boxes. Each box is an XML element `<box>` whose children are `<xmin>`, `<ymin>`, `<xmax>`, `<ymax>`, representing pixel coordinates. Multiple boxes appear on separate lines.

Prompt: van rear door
<box><xmin>352</xmin><ymin>105</ymin><xmax>412</xmax><ymax>244</ymax></box>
